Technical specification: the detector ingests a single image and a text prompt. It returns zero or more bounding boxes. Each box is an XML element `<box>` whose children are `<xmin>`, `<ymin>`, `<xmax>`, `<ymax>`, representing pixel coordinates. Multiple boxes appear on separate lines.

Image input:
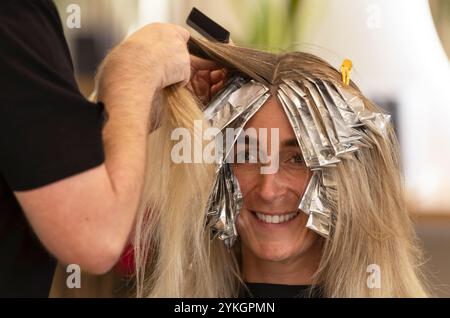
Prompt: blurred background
<box><xmin>50</xmin><ymin>0</ymin><xmax>450</xmax><ymax>297</ymax></box>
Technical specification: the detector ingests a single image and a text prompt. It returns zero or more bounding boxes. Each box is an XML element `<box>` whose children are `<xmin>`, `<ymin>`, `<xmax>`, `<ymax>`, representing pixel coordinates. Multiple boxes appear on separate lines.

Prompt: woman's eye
<box><xmin>287</xmin><ymin>153</ymin><xmax>304</xmax><ymax>165</ymax></box>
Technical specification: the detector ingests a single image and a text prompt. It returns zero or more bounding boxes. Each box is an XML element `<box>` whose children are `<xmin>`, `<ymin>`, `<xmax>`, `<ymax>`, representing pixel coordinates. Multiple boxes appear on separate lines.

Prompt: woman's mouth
<box><xmin>252</xmin><ymin>210</ymin><xmax>300</xmax><ymax>224</ymax></box>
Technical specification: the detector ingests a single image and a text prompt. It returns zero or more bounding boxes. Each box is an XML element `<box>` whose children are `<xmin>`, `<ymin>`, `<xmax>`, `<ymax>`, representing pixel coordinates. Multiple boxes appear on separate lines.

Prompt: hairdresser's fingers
<box><xmin>173</xmin><ymin>27</ymin><xmax>191</xmax><ymax>86</ymax></box>
<box><xmin>190</xmin><ymin>55</ymin><xmax>221</xmax><ymax>71</ymax></box>
<box><xmin>180</xmin><ymin>51</ymin><xmax>193</xmax><ymax>87</ymax></box>
<box><xmin>191</xmin><ymin>70</ymin><xmax>212</xmax><ymax>103</ymax></box>
<box><xmin>210</xmin><ymin>69</ymin><xmax>227</xmax><ymax>84</ymax></box>
<box><xmin>193</xmin><ymin>69</ymin><xmax>212</xmax><ymax>87</ymax></box>
<box><xmin>173</xmin><ymin>25</ymin><xmax>191</xmax><ymax>42</ymax></box>
<box><xmin>125</xmin><ymin>23</ymin><xmax>192</xmax><ymax>88</ymax></box>
<box><xmin>211</xmin><ymin>82</ymin><xmax>225</xmax><ymax>97</ymax></box>
<box><xmin>167</xmin><ymin>47</ymin><xmax>190</xmax><ymax>87</ymax></box>
<box><xmin>208</xmin><ymin>70</ymin><xmax>226</xmax><ymax>96</ymax></box>
<box><xmin>210</xmin><ymin>71</ymin><xmax>228</xmax><ymax>94</ymax></box>
<box><xmin>192</xmin><ymin>83</ymin><xmax>210</xmax><ymax>105</ymax></box>
<box><xmin>180</xmin><ymin>67</ymin><xmax>191</xmax><ymax>87</ymax></box>
<box><xmin>149</xmin><ymin>24</ymin><xmax>190</xmax><ymax>86</ymax></box>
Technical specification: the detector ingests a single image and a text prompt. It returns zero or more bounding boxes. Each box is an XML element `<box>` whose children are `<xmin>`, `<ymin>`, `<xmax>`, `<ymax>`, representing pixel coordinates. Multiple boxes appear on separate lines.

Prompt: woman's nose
<box><xmin>256</xmin><ymin>172</ymin><xmax>288</xmax><ymax>202</ymax></box>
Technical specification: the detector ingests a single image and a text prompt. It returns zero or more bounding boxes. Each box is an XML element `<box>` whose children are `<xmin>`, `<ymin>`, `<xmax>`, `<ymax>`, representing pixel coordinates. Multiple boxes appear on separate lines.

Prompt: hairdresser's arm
<box><xmin>14</xmin><ymin>24</ymin><xmax>191</xmax><ymax>275</ymax></box>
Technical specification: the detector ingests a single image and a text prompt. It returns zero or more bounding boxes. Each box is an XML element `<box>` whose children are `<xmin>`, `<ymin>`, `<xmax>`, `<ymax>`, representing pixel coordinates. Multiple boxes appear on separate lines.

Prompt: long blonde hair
<box><xmin>133</xmin><ymin>38</ymin><xmax>430</xmax><ymax>297</ymax></box>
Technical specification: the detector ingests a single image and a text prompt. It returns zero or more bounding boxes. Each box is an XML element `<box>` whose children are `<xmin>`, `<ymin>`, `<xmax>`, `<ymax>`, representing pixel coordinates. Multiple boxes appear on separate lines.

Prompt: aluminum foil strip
<box><xmin>280</xmin><ymin>82</ymin><xmax>340</xmax><ymax>167</ymax></box>
<box><xmin>311</xmin><ymin>80</ymin><xmax>363</xmax><ymax>148</ymax></box>
<box><xmin>205</xmin><ymin>163</ymin><xmax>243</xmax><ymax>249</ymax></box>
<box><xmin>297</xmin><ymin>81</ymin><xmax>332</xmax><ymax>149</ymax></box>
<box><xmin>277</xmin><ymin>89</ymin><xmax>319</xmax><ymax>168</ymax></box>
<box><xmin>366</xmin><ymin>113</ymin><xmax>392</xmax><ymax>139</ymax></box>
<box><xmin>203</xmin><ymin>76</ymin><xmax>248</xmax><ymax>122</ymax></box>
<box><xmin>204</xmin><ymin>77</ymin><xmax>269</xmax><ymax>131</ymax></box>
<box><xmin>303</xmin><ymin>79</ymin><xmax>348</xmax><ymax>157</ymax></box>
<box><xmin>223</xmin><ymin>92</ymin><xmax>271</xmax><ymax>162</ymax></box>
<box><xmin>333</xmin><ymin>82</ymin><xmax>375</xmax><ymax>122</ymax></box>
<box><xmin>306</xmin><ymin>211</ymin><xmax>330</xmax><ymax>238</ymax></box>
<box><xmin>299</xmin><ymin>170</ymin><xmax>320</xmax><ymax>214</ymax></box>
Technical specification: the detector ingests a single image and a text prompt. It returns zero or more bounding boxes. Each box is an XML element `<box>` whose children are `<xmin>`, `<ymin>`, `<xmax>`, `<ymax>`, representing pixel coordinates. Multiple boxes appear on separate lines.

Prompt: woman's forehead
<box><xmin>244</xmin><ymin>95</ymin><xmax>295</xmax><ymax>136</ymax></box>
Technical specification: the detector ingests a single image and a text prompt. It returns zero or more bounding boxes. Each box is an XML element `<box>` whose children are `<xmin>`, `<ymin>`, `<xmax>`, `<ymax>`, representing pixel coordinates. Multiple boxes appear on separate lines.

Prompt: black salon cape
<box><xmin>242</xmin><ymin>283</ymin><xmax>323</xmax><ymax>298</ymax></box>
<box><xmin>0</xmin><ymin>0</ymin><xmax>105</xmax><ymax>297</ymax></box>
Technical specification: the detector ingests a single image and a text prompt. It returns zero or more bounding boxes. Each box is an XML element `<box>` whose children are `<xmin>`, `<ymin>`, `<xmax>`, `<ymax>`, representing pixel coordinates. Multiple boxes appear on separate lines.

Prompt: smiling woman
<box><xmin>132</xmin><ymin>37</ymin><xmax>430</xmax><ymax>298</ymax></box>
<box><xmin>233</xmin><ymin>97</ymin><xmax>321</xmax><ymax>287</ymax></box>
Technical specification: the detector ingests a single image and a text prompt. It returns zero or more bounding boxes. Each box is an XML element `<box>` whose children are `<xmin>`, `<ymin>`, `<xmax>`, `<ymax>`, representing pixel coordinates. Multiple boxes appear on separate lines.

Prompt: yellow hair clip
<box><xmin>341</xmin><ymin>59</ymin><xmax>353</xmax><ymax>86</ymax></box>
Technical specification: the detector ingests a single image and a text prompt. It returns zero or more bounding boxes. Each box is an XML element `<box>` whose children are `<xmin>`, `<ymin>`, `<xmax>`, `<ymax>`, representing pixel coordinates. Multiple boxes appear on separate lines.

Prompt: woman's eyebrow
<box><xmin>281</xmin><ymin>138</ymin><xmax>299</xmax><ymax>148</ymax></box>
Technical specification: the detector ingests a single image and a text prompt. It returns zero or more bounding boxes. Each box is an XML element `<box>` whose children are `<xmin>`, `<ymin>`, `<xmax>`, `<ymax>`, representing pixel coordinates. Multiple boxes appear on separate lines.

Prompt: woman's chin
<box><xmin>250</xmin><ymin>241</ymin><xmax>299</xmax><ymax>262</ymax></box>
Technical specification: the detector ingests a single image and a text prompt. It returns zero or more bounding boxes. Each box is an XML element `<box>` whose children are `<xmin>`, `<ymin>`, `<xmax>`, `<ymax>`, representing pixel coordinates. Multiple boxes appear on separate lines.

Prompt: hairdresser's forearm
<box><xmin>95</xmin><ymin>79</ymin><xmax>157</xmax><ymax>253</ymax></box>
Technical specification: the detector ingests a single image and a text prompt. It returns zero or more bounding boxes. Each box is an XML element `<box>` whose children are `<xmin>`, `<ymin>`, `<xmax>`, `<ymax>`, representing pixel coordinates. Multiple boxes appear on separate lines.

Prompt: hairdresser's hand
<box><xmin>189</xmin><ymin>55</ymin><xmax>228</xmax><ymax>104</ymax></box>
<box><xmin>98</xmin><ymin>23</ymin><xmax>191</xmax><ymax>116</ymax></box>
<box><xmin>124</xmin><ymin>23</ymin><xmax>192</xmax><ymax>88</ymax></box>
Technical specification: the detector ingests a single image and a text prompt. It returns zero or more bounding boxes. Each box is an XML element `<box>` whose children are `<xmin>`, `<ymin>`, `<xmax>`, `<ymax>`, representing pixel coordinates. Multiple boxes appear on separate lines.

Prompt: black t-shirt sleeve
<box><xmin>0</xmin><ymin>0</ymin><xmax>105</xmax><ymax>191</ymax></box>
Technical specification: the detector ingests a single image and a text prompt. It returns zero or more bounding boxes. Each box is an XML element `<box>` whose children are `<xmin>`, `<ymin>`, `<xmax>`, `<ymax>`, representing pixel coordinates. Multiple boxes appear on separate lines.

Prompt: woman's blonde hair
<box><xmin>133</xmin><ymin>38</ymin><xmax>430</xmax><ymax>297</ymax></box>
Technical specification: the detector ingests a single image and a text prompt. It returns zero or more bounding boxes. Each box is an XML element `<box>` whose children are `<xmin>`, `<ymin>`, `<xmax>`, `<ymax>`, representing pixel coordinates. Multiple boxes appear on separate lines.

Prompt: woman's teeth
<box><xmin>255</xmin><ymin>211</ymin><xmax>298</xmax><ymax>224</ymax></box>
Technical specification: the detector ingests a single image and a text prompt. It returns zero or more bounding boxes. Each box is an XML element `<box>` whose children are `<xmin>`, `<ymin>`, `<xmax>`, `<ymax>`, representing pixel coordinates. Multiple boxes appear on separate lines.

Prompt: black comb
<box><xmin>186</xmin><ymin>7</ymin><xmax>230</xmax><ymax>43</ymax></box>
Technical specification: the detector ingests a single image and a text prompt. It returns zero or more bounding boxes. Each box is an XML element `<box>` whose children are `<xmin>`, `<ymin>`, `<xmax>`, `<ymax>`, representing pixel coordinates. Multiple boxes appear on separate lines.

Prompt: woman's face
<box><xmin>233</xmin><ymin>96</ymin><xmax>320</xmax><ymax>265</ymax></box>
